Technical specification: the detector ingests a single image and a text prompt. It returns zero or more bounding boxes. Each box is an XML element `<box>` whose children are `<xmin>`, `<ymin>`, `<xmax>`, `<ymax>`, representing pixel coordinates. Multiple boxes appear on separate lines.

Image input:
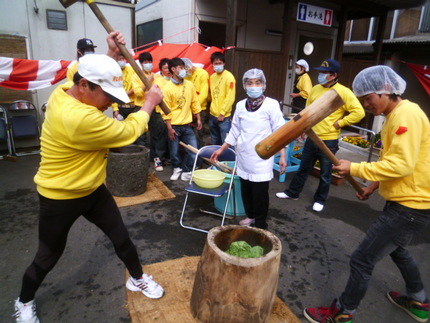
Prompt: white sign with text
<box><xmin>297</xmin><ymin>3</ymin><xmax>333</xmax><ymax>27</ymax></box>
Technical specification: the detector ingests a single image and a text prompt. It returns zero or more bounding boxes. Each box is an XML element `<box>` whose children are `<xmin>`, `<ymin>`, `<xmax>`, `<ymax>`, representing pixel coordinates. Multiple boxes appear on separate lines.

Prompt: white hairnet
<box><xmin>296</xmin><ymin>59</ymin><xmax>309</xmax><ymax>72</ymax></box>
<box><xmin>181</xmin><ymin>57</ymin><xmax>193</xmax><ymax>70</ymax></box>
<box><xmin>242</xmin><ymin>68</ymin><xmax>266</xmax><ymax>91</ymax></box>
<box><xmin>352</xmin><ymin>65</ymin><xmax>406</xmax><ymax>97</ymax></box>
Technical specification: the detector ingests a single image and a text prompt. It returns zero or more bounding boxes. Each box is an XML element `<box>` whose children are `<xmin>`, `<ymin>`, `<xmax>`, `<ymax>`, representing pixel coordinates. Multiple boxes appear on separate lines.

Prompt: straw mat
<box><xmin>113</xmin><ymin>173</ymin><xmax>175</xmax><ymax>207</ymax></box>
<box><xmin>126</xmin><ymin>256</ymin><xmax>301</xmax><ymax>323</ymax></box>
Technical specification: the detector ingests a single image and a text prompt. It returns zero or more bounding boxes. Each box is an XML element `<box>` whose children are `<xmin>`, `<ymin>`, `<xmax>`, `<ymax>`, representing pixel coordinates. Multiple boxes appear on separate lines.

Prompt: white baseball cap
<box><xmin>296</xmin><ymin>59</ymin><xmax>309</xmax><ymax>72</ymax></box>
<box><xmin>78</xmin><ymin>54</ymin><xmax>130</xmax><ymax>104</ymax></box>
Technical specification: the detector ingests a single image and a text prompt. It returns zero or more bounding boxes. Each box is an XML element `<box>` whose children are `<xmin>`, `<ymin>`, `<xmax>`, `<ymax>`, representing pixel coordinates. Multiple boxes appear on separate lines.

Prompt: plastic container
<box><xmin>193</xmin><ymin>169</ymin><xmax>226</xmax><ymax>189</ymax></box>
<box><xmin>213</xmin><ymin>162</ymin><xmax>246</xmax><ymax>216</ymax></box>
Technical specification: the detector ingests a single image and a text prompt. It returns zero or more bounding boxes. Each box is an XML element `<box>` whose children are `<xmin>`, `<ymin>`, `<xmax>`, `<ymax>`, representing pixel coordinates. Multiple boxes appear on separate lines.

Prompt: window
<box><xmin>136</xmin><ymin>19</ymin><xmax>162</xmax><ymax>49</ymax></box>
<box><xmin>395</xmin><ymin>8</ymin><xmax>422</xmax><ymax>37</ymax></box>
<box><xmin>420</xmin><ymin>1</ymin><xmax>430</xmax><ymax>32</ymax></box>
<box><xmin>46</xmin><ymin>10</ymin><xmax>67</xmax><ymax>31</ymax></box>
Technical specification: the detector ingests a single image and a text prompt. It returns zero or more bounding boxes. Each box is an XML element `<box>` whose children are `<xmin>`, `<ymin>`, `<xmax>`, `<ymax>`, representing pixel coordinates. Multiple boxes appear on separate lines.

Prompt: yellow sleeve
<box><xmin>336</xmin><ymin>86</ymin><xmax>365</xmax><ymax>128</ymax></box>
<box><xmin>195</xmin><ymin>69</ymin><xmax>209</xmax><ymax>109</ymax></box>
<box><xmin>160</xmin><ymin>83</ymin><xmax>174</xmax><ymax>121</ymax></box>
<box><xmin>132</xmin><ymin>73</ymin><xmax>146</xmax><ymax>107</ymax></box>
<box><xmin>297</xmin><ymin>73</ymin><xmax>312</xmax><ymax>99</ymax></box>
<box><xmin>351</xmin><ymin>105</ymin><xmax>423</xmax><ymax>181</ymax></box>
<box><xmin>67</xmin><ymin>62</ymin><xmax>78</xmax><ymax>81</ymax></box>
<box><xmin>220</xmin><ymin>73</ymin><xmax>236</xmax><ymax>116</ymax></box>
<box><xmin>190</xmin><ymin>83</ymin><xmax>202</xmax><ymax>115</ymax></box>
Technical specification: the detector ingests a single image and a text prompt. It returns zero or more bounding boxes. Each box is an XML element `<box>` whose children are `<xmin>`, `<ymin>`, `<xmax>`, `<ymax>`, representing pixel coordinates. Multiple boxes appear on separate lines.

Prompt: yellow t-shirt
<box><xmin>132</xmin><ymin>71</ymin><xmax>154</xmax><ymax>107</ymax></box>
<box><xmin>161</xmin><ymin>79</ymin><xmax>201</xmax><ymax>125</ymax></box>
<box><xmin>351</xmin><ymin>100</ymin><xmax>430</xmax><ymax>209</ymax></box>
<box><xmin>112</xmin><ymin>65</ymin><xmax>136</xmax><ymax>111</ymax></box>
<box><xmin>296</xmin><ymin>73</ymin><xmax>312</xmax><ymax>99</ymax></box>
<box><xmin>209</xmin><ymin>69</ymin><xmax>236</xmax><ymax>118</ymax></box>
<box><xmin>34</xmin><ymin>83</ymin><xmax>150</xmax><ymax>200</ymax></box>
<box><xmin>310</xmin><ymin>82</ymin><xmax>365</xmax><ymax>140</ymax></box>
<box><xmin>66</xmin><ymin>61</ymin><xmax>78</xmax><ymax>81</ymax></box>
<box><xmin>185</xmin><ymin>67</ymin><xmax>209</xmax><ymax>111</ymax></box>
<box><xmin>153</xmin><ymin>74</ymin><xmax>170</xmax><ymax>113</ymax></box>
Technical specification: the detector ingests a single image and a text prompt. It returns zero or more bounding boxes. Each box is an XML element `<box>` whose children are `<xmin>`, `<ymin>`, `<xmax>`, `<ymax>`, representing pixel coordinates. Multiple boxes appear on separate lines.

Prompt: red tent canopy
<box><xmin>133</xmin><ymin>43</ymin><xmax>229</xmax><ymax>74</ymax></box>
<box><xmin>406</xmin><ymin>63</ymin><xmax>430</xmax><ymax>97</ymax></box>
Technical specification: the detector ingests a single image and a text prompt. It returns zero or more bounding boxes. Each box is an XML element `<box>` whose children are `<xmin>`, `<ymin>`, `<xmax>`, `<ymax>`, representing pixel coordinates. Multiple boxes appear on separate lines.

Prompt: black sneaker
<box><xmin>387</xmin><ymin>291</ymin><xmax>429</xmax><ymax>322</ymax></box>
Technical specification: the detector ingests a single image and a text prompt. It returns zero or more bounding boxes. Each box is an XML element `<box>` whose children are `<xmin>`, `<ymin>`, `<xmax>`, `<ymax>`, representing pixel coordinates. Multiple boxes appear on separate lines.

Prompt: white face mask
<box><xmin>178</xmin><ymin>69</ymin><xmax>187</xmax><ymax>79</ymax></box>
<box><xmin>143</xmin><ymin>63</ymin><xmax>153</xmax><ymax>72</ymax></box>
<box><xmin>295</xmin><ymin>68</ymin><xmax>302</xmax><ymax>75</ymax></box>
<box><xmin>84</xmin><ymin>50</ymin><xmax>94</xmax><ymax>56</ymax></box>
<box><xmin>118</xmin><ymin>61</ymin><xmax>127</xmax><ymax>69</ymax></box>
<box><xmin>214</xmin><ymin>65</ymin><xmax>224</xmax><ymax>73</ymax></box>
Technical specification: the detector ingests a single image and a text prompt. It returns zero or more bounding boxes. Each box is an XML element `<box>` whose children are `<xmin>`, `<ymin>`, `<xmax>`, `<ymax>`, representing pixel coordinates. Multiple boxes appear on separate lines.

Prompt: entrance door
<box><xmin>296</xmin><ymin>34</ymin><xmax>334</xmax><ymax>86</ymax></box>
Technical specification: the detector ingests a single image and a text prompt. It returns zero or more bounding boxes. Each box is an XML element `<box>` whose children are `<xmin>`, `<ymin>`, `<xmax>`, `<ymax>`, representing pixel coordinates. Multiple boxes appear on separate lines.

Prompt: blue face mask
<box><xmin>178</xmin><ymin>69</ymin><xmax>187</xmax><ymax>79</ymax></box>
<box><xmin>214</xmin><ymin>65</ymin><xmax>224</xmax><ymax>73</ymax></box>
<box><xmin>143</xmin><ymin>63</ymin><xmax>153</xmax><ymax>72</ymax></box>
<box><xmin>246</xmin><ymin>86</ymin><xmax>264</xmax><ymax>99</ymax></box>
<box><xmin>318</xmin><ymin>73</ymin><xmax>329</xmax><ymax>85</ymax></box>
<box><xmin>163</xmin><ymin>75</ymin><xmax>171</xmax><ymax>80</ymax></box>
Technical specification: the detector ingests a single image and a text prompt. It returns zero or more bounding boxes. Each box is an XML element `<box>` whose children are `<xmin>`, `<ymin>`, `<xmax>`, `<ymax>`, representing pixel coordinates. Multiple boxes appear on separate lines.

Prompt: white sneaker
<box><xmin>170</xmin><ymin>168</ymin><xmax>182</xmax><ymax>181</ymax></box>
<box><xmin>313</xmin><ymin>202</ymin><xmax>324</xmax><ymax>212</ymax></box>
<box><xmin>13</xmin><ymin>298</ymin><xmax>39</xmax><ymax>323</ymax></box>
<box><xmin>154</xmin><ymin>158</ymin><xmax>163</xmax><ymax>172</ymax></box>
<box><xmin>276</xmin><ymin>192</ymin><xmax>298</xmax><ymax>200</ymax></box>
<box><xmin>126</xmin><ymin>273</ymin><xmax>165</xmax><ymax>299</ymax></box>
<box><xmin>180</xmin><ymin>171</ymin><xmax>192</xmax><ymax>182</ymax></box>
<box><xmin>239</xmin><ymin>217</ymin><xmax>255</xmax><ymax>226</ymax></box>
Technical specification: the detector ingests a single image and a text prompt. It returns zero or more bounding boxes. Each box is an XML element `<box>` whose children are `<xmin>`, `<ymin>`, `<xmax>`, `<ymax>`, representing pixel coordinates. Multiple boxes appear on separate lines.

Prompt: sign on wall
<box><xmin>297</xmin><ymin>3</ymin><xmax>333</xmax><ymax>27</ymax></box>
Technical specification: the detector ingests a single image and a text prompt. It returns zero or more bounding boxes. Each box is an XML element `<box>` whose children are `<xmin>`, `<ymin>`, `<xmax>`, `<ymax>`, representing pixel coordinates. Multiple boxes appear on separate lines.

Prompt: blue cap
<box><xmin>315</xmin><ymin>59</ymin><xmax>340</xmax><ymax>74</ymax></box>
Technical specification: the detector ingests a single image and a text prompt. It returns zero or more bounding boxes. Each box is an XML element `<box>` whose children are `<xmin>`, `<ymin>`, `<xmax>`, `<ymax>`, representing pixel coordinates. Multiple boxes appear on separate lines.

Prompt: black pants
<box><xmin>19</xmin><ymin>185</ymin><xmax>143</xmax><ymax>303</ymax></box>
<box><xmin>240</xmin><ymin>178</ymin><xmax>270</xmax><ymax>229</ymax></box>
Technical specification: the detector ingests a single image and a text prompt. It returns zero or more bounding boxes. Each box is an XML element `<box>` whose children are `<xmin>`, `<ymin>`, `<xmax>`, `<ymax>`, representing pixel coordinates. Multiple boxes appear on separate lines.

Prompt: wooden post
<box><xmin>191</xmin><ymin>225</ymin><xmax>282</xmax><ymax>323</ymax></box>
<box><xmin>225</xmin><ymin>0</ymin><xmax>237</xmax><ymax>65</ymax></box>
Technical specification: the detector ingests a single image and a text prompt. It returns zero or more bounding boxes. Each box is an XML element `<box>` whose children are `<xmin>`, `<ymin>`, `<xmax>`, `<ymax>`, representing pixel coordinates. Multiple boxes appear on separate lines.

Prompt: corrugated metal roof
<box><xmin>343</xmin><ymin>43</ymin><xmax>374</xmax><ymax>54</ymax></box>
<box><xmin>383</xmin><ymin>33</ymin><xmax>430</xmax><ymax>45</ymax></box>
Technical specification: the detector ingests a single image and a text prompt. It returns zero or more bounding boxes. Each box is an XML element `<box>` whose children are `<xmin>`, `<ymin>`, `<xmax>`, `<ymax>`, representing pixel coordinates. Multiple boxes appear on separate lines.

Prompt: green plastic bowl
<box><xmin>192</xmin><ymin>169</ymin><xmax>226</xmax><ymax>189</ymax></box>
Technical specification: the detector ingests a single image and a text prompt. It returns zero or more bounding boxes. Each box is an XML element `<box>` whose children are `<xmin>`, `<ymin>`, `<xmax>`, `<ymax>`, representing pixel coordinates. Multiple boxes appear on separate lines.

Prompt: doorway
<box><xmin>296</xmin><ymin>34</ymin><xmax>334</xmax><ymax>86</ymax></box>
<box><xmin>199</xmin><ymin>21</ymin><xmax>226</xmax><ymax>48</ymax></box>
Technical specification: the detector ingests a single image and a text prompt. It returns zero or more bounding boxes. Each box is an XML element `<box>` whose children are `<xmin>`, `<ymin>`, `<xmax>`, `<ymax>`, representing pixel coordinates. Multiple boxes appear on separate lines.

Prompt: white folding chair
<box><xmin>180</xmin><ymin>145</ymin><xmax>237</xmax><ymax>233</ymax></box>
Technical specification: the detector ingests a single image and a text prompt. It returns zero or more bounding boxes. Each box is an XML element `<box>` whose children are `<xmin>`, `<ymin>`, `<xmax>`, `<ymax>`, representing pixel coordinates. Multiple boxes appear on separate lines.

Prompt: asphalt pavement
<box><xmin>1</xmin><ymin>145</ymin><xmax>429</xmax><ymax>323</ymax></box>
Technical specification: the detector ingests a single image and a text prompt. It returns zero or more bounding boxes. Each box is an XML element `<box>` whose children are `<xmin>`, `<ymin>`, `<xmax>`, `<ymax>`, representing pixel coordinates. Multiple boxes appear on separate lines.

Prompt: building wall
<box><xmin>196</xmin><ymin>0</ymin><xmax>283</xmax><ymax>51</ymax></box>
<box><xmin>136</xmin><ymin>0</ymin><xmax>284</xmax><ymax>50</ymax></box>
<box><xmin>136</xmin><ymin>0</ymin><xmax>196</xmax><ymax>44</ymax></box>
<box><xmin>0</xmin><ymin>0</ymin><xmax>134</xmax><ymax>108</ymax></box>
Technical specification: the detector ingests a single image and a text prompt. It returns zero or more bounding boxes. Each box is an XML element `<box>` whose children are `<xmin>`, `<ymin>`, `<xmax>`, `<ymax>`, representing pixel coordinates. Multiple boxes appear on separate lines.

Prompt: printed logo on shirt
<box><xmin>395</xmin><ymin>126</ymin><xmax>408</xmax><ymax>135</ymax></box>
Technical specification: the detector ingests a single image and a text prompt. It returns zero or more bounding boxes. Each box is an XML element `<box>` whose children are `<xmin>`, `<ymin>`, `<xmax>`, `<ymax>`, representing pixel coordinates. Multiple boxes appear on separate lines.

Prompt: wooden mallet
<box><xmin>255</xmin><ymin>88</ymin><xmax>364</xmax><ymax>194</ymax></box>
<box><xmin>59</xmin><ymin>0</ymin><xmax>170</xmax><ymax>115</ymax></box>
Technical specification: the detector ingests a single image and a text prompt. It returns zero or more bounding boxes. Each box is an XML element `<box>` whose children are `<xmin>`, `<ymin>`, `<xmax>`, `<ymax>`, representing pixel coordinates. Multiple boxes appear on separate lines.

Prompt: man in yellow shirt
<box><xmin>209</xmin><ymin>51</ymin><xmax>236</xmax><ymax>145</ymax></box>
<box><xmin>305</xmin><ymin>65</ymin><xmax>430</xmax><ymax>323</ymax></box>
<box><xmin>276</xmin><ymin>59</ymin><xmax>365</xmax><ymax>212</ymax></box>
<box><xmin>161</xmin><ymin>57</ymin><xmax>202</xmax><ymax>181</ymax></box>
<box><xmin>112</xmin><ymin>54</ymin><xmax>138</xmax><ymax>120</ymax></box>
<box><xmin>66</xmin><ymin>38</ymin><xmax>97</xmax><ymax>82</ymax></box>
<box><xmin>131</xmin><ymin>52</ymin><xmax>168</xmax><ymax>170</ymax></box>
<box><xmin>182</xmin><ymin>57</ymin><xmax>210</xmax><ymax>149</ymax></box>
<box><xmin>13</xmin><ymin>33</ymin><xmax>165</xmax><ymax>323</ymax></box>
